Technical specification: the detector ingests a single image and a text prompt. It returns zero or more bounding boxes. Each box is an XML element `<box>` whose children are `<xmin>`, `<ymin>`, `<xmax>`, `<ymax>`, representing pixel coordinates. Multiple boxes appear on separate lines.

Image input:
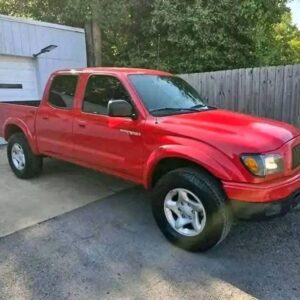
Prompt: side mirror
<box><xmin>107</xmin><ymin>100</ymin><xmax>136</xmax><ymax>119</ymax></box>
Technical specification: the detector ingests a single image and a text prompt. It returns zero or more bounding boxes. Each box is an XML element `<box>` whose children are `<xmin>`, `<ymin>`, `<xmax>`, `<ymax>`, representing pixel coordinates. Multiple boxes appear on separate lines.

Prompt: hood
<box><xmin>158</xmin><ymin>109</ymin><xmax>300</xmax><ymax>154</ymax></box>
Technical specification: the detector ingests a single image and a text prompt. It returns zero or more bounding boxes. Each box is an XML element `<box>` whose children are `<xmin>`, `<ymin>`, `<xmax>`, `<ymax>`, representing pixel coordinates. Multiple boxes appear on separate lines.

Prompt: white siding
<box><xmin>0</xmin><ymin>15</ymin><xmax>87</xmax><ymax>97</ymax></box>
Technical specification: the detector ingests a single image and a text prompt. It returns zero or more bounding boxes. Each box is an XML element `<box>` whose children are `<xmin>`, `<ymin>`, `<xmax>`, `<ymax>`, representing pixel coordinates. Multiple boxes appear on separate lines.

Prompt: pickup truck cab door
<box><xmin>36</xmin><ymin>74</ymin><xmax>78</xmax><ymax>159</ymax></box>
<box><xmin>72</xmin><ymin>74</ymin><xmax>144</xmax><ymax>181</ymax></box>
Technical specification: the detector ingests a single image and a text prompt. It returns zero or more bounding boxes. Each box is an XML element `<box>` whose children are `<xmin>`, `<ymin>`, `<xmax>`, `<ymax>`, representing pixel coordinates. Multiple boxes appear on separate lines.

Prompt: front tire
<box><xmin>151</xmin><ymin>168</ymin><xmax>232</xmax><ymax>252</ymax></box>
<box><xmin>7</xmin><ymin>133</ymin><xmax>43</xmax><ymax>179</ymax></box>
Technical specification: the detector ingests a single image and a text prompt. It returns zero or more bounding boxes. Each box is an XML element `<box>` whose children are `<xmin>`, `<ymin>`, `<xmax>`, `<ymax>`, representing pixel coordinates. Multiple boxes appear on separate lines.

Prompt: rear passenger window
<box><xmin>48</xmin><ymin>75</ymin><xmax>78</xmax><ymax>109</ymax></box>
<box><xmin>83</xmin><ymin>75</ymin><xmax>131</xmax><ymax>115</ymax></box>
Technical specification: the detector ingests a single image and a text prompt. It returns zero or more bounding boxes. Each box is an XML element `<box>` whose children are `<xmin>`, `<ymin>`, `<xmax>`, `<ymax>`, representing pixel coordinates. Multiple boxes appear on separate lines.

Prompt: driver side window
<box><xmin>82</xmin><ymin>75</ymin><xmax>131</xmax><ymax>115</ymax></box>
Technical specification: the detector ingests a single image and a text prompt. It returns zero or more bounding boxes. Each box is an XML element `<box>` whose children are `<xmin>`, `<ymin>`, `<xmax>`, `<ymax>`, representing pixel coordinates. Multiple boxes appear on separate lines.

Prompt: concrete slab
<box><xmin>0</xmin><ymin>146</ymin><xmax>133</xmax><ymax>238</ymax></box>
<box><xmin>0</xmin><ymin>187</ymin><xmax>299</xmax><ymax>300</ymax></box>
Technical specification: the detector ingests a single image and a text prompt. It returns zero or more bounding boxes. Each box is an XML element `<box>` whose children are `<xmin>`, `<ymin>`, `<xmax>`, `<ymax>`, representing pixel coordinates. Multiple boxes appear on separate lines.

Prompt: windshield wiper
<box><xmin>150</xmin><ymin>107</ymin><xmax>202</xmax><ymax>114</ymax></box>
<box><xmin>190</xmin><ymin>104</ymin><xmax>208</xmax><ymax>109</ymax></box>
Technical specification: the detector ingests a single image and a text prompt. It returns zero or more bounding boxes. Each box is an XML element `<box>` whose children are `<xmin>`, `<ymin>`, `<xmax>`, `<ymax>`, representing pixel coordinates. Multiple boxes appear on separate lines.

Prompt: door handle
<box><xmin>42</xmin><ymin>115</ymin><xmax>49</xmax><ymax>120</ymax></box>
<box><xmin>78</xmin><ymin>121</ymin><xmax>87</xmax><ymax>128</ymax></box>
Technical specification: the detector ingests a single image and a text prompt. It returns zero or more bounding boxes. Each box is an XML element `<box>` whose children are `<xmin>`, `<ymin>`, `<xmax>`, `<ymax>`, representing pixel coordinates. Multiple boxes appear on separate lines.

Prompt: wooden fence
<box><xmin>180</xmin><ymin>64</ymin><xmax>300</xmax><ymax>127</ymax></box>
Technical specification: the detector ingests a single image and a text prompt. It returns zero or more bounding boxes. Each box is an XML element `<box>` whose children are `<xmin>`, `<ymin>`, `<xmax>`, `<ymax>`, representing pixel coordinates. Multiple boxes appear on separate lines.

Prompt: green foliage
<box><xmin>0</xmin><ymin>0</ymin><xmax>299</xmax><ymax>72</ymax></box>
<box><xmin>256</xmin><ymin>11</ymin><xmax>300</xmax><ymax>65</ymax></box>
<box><xmin>147</xmin><ymin>0</ymin><xmax>293</xmax><ymax>72</ymax></box>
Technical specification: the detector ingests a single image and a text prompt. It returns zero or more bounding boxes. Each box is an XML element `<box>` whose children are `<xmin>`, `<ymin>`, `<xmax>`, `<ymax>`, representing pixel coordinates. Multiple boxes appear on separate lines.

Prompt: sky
<box><xmin>288</xmin><ymin>0</ymin><xmax>300</xmax><ymax>28</ymax></box>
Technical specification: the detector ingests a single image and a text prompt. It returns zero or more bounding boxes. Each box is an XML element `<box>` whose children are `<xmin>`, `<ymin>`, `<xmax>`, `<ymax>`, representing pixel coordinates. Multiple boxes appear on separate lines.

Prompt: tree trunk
<box><xmin>92</xmin><ymin>19</ymin><xmax>102</xmax><ymax>66</ymax></box>
<box><xmin>85</xmin><ymin>19</ymin><xmax>102</xmax><ymax>67</ymax></box>
<box><xmin>85</xmin><ymin>21</ymin><xmax>94</xmax><ymax>66</ymax></box>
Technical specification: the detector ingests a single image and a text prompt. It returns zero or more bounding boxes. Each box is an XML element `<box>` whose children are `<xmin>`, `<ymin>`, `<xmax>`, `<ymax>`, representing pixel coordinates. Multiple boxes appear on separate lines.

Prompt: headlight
<box><xmin>241</xmin><ymin>154</ymin><xmax>284</xmax><ymax>176</ymax></box>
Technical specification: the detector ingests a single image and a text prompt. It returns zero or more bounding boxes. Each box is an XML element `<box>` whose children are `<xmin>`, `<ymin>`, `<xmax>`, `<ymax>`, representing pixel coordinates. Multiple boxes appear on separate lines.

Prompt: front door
<box><xmin>73</xmin><ymin>74</ymin><xmax>144</xmax><ymax>179</ymax></box>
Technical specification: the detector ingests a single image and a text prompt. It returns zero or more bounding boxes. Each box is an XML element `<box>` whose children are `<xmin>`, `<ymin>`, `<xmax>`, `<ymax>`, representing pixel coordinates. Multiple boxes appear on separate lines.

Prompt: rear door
<box><xmin>36</xmin><ymin>74</ymin><xmax>78</xmax><ymax>159</ymax></box>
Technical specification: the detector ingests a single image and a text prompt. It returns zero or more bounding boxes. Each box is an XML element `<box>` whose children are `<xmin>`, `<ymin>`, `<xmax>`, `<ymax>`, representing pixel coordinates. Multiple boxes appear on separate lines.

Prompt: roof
<box><xmin>0</xmin><ymin>14</ymin><xmax>85</xmax><ymax>33</ymax></box>
<box><xmin>55</xmin><ymin>67</ymin><xmax>172</xmax><ymax>76</ymax></box>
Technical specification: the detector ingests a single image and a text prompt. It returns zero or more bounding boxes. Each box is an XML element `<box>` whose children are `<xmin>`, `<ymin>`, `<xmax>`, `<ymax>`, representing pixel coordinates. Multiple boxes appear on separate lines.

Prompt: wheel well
<box><xmin>151</xmin><ymin>157</ymin><xmax>216</xmax><ymax>188</ymax></box>
<box><xmin>4</xmin><ymin>125</ymin><xmax>24</xmax><ymax>141</ymax></box>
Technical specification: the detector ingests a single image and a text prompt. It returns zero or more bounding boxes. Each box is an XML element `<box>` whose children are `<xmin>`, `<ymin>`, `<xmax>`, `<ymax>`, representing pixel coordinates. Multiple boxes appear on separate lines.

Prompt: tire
<box><xmin>151</xmin><ymin>167</ymin><xmax>232</xmax><ymax>252</ymax></box>
<box><xmin>7</xmin><ymin>133</ymin><xmax>43</xmax><ymax>179</ymax></box>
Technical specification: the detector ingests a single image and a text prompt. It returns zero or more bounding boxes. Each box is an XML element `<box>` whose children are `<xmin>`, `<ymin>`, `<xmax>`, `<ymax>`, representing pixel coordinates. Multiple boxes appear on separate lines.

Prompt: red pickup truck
<box><xmin>1</xmin><ymin>67</ymin><xmax>300</xmax><ymax>251</ymax></box>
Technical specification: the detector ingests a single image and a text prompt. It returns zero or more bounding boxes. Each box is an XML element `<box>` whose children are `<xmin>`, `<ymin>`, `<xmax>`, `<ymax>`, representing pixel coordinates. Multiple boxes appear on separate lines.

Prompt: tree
<box><xmin>256</xmin><ymin>11</ymin><xmax>300</xmax><ymax>65</ymax></box>
<box><xmin>0</xmin><ymin>0</ymin><xmax>299</xmax><ymax>71</ymax></box>
<box><xmin>146</xmin><ymin>0</ymin><xmax>290</xmax><ymax>73</ymax></box>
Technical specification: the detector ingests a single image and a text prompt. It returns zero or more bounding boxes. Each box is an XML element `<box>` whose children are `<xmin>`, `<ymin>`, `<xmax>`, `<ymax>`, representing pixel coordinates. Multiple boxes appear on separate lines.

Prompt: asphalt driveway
<box><xmin>0</xmin><ymin>146</ymin><xmax>299</xmax><ymax>300</ymax></box>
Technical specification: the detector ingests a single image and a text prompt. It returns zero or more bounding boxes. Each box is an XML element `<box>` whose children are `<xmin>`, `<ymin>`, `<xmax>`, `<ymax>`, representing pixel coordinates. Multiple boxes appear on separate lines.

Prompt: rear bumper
<box><xmin>230</xmin><ymin>190</ymin><xmax>300</xmax><ymax>220</ymax></box>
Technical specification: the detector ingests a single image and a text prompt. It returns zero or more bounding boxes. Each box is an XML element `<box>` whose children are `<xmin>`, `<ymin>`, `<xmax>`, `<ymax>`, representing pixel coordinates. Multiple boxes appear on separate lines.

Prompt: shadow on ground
<box><xmin>0</xmin><ymin>187</ymin><xmax>299</xmax><ymax>300</ymax></box>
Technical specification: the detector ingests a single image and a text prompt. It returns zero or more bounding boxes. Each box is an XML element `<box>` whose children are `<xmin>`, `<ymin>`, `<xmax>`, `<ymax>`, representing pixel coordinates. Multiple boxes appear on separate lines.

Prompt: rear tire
<box><xmin>151</xmin><ymin>167</ymin><xmax>232</xmax><ymax>252</ymax></box>
<box><xmin>7</xmin><ymin>133</ymin><xmax>43</xmax><ymax>179</ymax></box>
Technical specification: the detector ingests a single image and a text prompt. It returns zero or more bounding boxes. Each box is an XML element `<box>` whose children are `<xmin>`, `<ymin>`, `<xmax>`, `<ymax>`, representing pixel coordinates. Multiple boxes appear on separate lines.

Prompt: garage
<box><xmin>0</xmin><ymin>14</ymin><xmax>87</xmax><ymax>144</ymax></box>
<box><xmin>0</xmin><ymin>15</ymin><xmax>87</xmax><ymax>101</ymax></box>
<box><xmin>0</xmin><ymin>14</ymin><xmax>87</xmax><ymax>100</ymax></box>
<box><xmin>0</xmin><ymin>55</ymin><xmax>39</xmax><ymax>102</ymax></box>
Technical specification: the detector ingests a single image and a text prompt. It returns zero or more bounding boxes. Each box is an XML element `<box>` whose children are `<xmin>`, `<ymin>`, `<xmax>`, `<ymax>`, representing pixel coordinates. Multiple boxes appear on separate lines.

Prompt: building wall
<box><xmin>0</xmin><ymin>14</ymin><xmax>87</xmax><ymax>97</ymax></box>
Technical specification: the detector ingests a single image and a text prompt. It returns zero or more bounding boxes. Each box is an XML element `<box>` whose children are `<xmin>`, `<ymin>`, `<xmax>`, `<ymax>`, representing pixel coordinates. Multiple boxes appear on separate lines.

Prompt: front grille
<box><xmin>292</xmin><ymin>144</ymin><xmax>300</xmax><ymax>169</ymax></box>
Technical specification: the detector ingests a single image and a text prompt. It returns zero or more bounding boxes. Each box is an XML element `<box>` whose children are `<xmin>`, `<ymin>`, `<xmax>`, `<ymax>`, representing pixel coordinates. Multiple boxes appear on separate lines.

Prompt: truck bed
<box><xmin>0</xmin><ymin>101</ymin><xmax>40</xmax><ymax>141</ymax></box>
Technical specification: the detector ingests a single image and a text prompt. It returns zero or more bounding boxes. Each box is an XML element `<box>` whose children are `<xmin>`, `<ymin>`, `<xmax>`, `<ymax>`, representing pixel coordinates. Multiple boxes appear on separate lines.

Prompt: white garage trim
<box><xmin>0</xmin><ymin>55</ymin><xmax>39</xmax><ymax>102</ymax></box>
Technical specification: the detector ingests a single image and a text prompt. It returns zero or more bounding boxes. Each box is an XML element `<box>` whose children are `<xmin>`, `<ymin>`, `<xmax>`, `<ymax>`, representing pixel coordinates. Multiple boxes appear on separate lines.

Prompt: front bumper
<box><xmin>223</xmin><ymin>171</ymin><xmax>300</xmax><ymax>219</ymax></box>
<box><xmin>230</xmin><ymin>190</ymin><xmax>300</xmax><ymax>220</ymax></box>
<box><xmin>223</xmin><ymin>135</ymin><xmax>300</xmax><ymax>219</ymax></box>
<box><xmin>223</xmin><ymin>171</ymin><xmax>300</xmax><ymax>203</ymax></box>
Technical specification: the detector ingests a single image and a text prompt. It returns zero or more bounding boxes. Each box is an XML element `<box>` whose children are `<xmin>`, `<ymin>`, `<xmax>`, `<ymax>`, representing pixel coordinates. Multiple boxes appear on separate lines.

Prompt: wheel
<box><xmin>151</xmin><ymin>167</ymin><xmax>232</xmax><ymax>252</ymax></box>
<box><xmin>7</xmin><ymin>133</ymin><xmax>43</xmax><ymax>179</ymax></box>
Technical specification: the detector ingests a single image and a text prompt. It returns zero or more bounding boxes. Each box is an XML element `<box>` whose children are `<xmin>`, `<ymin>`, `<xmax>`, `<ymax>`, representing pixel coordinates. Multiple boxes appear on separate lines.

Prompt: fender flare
<box><xmin>3</xmin><ymin>118</ymin><xmax>38</xmax><ymax>153</ymax></box>
<box><xmin>143</xmin><ymin>144</ymin><xmax>245</xmax><ymax>188</ymax></box>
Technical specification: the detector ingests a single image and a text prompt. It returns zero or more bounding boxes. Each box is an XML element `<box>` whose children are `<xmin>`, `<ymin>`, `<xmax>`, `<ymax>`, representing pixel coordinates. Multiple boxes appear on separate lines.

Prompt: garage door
<box><xmin>0</xmin><ymin>55</ymin><xmax>39</xmax><ymax>102</ymax></box>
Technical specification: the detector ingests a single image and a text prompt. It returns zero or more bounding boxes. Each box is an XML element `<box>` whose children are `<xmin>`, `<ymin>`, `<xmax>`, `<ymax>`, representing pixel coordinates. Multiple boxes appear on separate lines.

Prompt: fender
<box><xmin>144</xmin><ymin>143</ymin><xmax>247</xmax><ymax>189</ymax></box>
<box><xmin>3</xmin><ymin>118</ymin><xmax>39</xmax><ymax>154</ymax></box>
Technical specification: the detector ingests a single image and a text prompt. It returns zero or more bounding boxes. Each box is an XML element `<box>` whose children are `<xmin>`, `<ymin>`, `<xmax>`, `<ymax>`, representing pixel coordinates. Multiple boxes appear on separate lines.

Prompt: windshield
<box><xmin>128</xmin><ymin>75</ymin><xmax>207</xmax><ymax>116</ymax></box>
